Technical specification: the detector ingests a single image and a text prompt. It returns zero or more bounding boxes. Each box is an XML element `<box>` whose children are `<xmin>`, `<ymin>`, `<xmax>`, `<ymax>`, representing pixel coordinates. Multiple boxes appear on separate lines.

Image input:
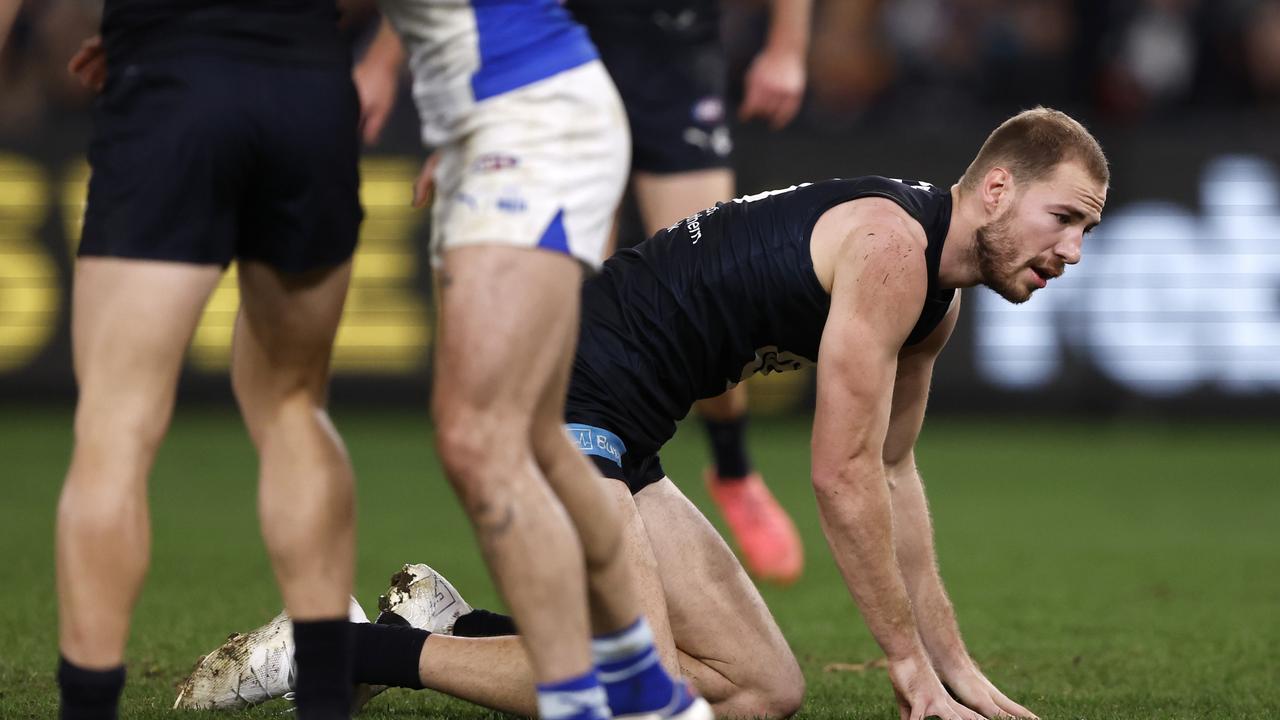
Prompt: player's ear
<box><xmin>981</xmin><ymin>166</ymin><xmax>1012</xmax><ymax>216</ymax></box>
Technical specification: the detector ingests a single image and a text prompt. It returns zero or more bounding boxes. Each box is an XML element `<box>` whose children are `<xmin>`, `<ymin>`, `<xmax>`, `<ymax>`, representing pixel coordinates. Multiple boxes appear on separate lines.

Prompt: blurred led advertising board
<box><xmin>2</xmin><ymin>121</ymin><xmax>1277</xmax><ymax>414</ymax></box>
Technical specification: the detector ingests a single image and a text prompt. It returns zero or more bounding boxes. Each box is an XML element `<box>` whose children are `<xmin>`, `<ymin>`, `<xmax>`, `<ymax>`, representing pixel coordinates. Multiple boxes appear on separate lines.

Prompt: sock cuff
<box><xmin>536</xmin><ymin>670</ymin><xmax>608</xmax><ymax>720</ymax></box>
<box><xmin>537</xmin><ymin>669</ymin><xmax>602</xmax><ymax>693</ymax></box>
<box><xmin>452</xmin><ymin>608</ymin><xmax>519</xmax><ymax>637</ymax></box>
<box><xmin>58</xmin><ymin>656</ymin><xmax>127</xmax><ymax>717</ymax></box>
<box><xmin>591</xmin><ymin>617</ymin><xmax>654</xmax><ymax>664</ymax></box>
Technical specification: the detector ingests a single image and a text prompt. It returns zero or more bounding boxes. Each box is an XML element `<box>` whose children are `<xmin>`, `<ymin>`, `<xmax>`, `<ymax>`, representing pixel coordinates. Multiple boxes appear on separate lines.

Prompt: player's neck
<box><xmin>938</xmin><ymin>184</ymin><xmax>983</xmax><ymax>290</ymax></box>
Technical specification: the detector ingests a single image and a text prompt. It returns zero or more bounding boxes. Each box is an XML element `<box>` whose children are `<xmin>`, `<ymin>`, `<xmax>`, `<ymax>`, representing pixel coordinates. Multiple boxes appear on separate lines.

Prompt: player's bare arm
<box><xmin>738</xmin><ymin>0</ymin><xmax>810</xmax><ymax>129</ymax></box>
<box><xmin>883</xmin><ymin>296</ymin><xmax>1039</xmax><ymax>719</ymax></box>
<box><xmin>811</xmin><ymin>205</ymin><xmax>983</xmax><ymax>720</ymax></box>
<box><xmin>353</xmin><ymin>18</ymin><xmax>405</xmax><ymax>145</ymax></box>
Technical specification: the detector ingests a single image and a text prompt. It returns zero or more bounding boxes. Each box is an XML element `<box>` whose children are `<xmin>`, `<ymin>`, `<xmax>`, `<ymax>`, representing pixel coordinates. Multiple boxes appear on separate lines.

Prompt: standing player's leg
<box><xmin>230</xmin><ymin>260</ymin><xmax>357</xmax><ymax>712</ymax></box>
<box><xmin>431</xmin><ymin>245</ymin><xmax>604</xmax><ymax>712</ymax></box>
<box><xmin>530</xmin><ymin>350</ymin><xmax>702</xmax><ymax>716</ymax></box>
<box><xmin>56</xmin><ymin>258</ymin><xmax>222</xmax><ymax>712</ymax></box>
<box><xmin>631</xmin><ymin>169</ymin><xmax>803</xmax><ymax>585</ymax></box>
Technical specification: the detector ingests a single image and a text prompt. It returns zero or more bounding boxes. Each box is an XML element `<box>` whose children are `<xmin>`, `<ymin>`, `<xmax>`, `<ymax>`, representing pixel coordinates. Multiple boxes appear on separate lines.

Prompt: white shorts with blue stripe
<box><xmin>426</xmin><ymin>60</ymin><xmax>630</xmax><ymax>269</ymax></box>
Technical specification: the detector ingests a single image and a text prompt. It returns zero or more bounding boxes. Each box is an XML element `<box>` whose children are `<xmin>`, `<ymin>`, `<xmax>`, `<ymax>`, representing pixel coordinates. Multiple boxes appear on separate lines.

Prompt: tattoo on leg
<box><xmin>472</xmin><ymin>499</ymin><xmax>515</xmax><ymax>537</ymax></box>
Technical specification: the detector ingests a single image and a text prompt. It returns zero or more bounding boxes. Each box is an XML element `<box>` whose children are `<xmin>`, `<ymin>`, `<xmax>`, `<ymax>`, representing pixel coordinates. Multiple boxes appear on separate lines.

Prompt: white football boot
<box><xmin>376</xmin><ymin>563</ymin><xmax>473</xmax><ymax>634</ymax></box>
<box><xmin>173</xmin><ymin>596</ymin><xmax>369</xmax><ymax>710</ymax></box>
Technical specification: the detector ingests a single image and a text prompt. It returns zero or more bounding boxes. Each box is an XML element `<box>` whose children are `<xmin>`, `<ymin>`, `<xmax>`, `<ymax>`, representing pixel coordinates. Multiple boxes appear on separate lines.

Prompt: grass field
<box><xmin>1</xmin><ymin>406</ymin><xmax>1277</xmax><ymax>719</ymax></box>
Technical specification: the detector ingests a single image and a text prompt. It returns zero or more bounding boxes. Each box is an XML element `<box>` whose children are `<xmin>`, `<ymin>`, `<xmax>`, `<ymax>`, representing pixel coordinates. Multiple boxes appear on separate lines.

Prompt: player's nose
<box><xmin>1056</xmin><ymin>232</ymin><xmax>1083</xmax><ymax>265</ymax></box>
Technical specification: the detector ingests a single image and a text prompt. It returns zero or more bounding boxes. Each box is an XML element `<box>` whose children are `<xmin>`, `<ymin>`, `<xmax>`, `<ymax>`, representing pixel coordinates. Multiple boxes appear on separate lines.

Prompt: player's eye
<box><xmin>1053</xmin><ymin>213</ymin><xmax>1071</xmax><ymax>225</ymax></box>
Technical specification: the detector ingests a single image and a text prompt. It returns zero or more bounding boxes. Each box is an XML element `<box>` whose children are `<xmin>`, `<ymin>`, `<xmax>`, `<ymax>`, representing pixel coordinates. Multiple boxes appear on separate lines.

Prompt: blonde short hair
<box><xmin>959</xmin><ymin>107</ymin><xmax>1109</xmax><ymax>191</ymax></box>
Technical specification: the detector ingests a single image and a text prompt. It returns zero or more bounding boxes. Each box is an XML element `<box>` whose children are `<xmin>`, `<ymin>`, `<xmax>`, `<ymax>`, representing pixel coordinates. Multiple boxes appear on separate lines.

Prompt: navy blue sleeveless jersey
<box><xmin>102</xmin><ymin>0</ymin><xmax>346</xmax><ymax>66</ymax></box>
<box><xmin>567</xmin><ymin>176</ymin><xmax>955</xmax><ymax>460</ymax></box>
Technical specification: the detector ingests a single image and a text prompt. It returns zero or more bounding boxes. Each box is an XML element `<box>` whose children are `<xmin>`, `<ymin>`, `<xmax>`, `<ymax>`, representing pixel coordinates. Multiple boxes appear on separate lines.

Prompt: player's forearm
<box><xmin>361</xmin><ymin>17</ymin><xmax>405</xmax><ymax>72</ymax></box>
<box><xmin>765</xmin><ymin>0</ymin><xmax>811</xmax><ymax>54</ymax></box>
<box><xmin>886</xmin><ymin>461</ymin><xmax>971</xmax><ymax>672</ymax></box>
<box><xmin>813</xmin><ymin>458</ymin><xmax>926</xmax><ymax>663</ymax></box>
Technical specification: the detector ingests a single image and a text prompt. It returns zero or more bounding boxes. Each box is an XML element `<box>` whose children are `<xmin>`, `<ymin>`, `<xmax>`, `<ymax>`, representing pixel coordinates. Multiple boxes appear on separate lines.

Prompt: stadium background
<box><xmin>1</xmin><ymin>1</ymin><xmax>1278</xmax><ymax>718</ymax></box>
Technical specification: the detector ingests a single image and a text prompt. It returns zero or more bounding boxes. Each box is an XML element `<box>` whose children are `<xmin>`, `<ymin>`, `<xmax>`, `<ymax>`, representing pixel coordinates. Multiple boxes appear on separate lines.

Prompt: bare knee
<box><xmin>233</xmin><ymin>365</ymin><xmax>327</xmax><ymax>443</ymax></box>
<box><xmin>713</xmin><ymin>648</ymin><xmax>805</xmax><ymax>719</ymax></box>
<box><xmin>433</xmin><ymin>400</ymin><xmax>530</xmax><ymax>505</ymax></box>
<box><xmin>71</xmin><ymin>394</ymin><xmax>172</xmax><ymax>474</ymax></box>
<box><xmin>760</xmin><ymin>658</ymin><xmax>805</xmax><ymax>719</ymax></box>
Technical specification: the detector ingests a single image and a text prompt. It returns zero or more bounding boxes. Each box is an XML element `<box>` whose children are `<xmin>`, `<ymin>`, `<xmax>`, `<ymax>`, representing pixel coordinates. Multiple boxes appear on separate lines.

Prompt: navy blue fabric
<box><xmin>566</xmin><ymin>176</ymin><xmax>954</xmax><ymax>462</ymax></box>
<box><xmin>79</xmin><ymin>54</ymin><xmax>362</xmax><ymax>272</ymax></box>
<box><xmin>101</xmin><ymin>1</ymin><xmax>347</xmax><ymax>67</ymax></box>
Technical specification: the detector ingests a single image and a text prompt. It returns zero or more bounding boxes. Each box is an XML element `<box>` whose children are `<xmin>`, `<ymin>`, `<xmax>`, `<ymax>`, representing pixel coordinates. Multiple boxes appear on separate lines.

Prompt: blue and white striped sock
<box><xmin>593</xmin><ymin>618</ymin><xmax>693</xmax><ymax>717</ymax></box>
<box><xmin>536</xmin><ymin>670</ymin><xmax>611</xmax><ymax>720</ymax></box>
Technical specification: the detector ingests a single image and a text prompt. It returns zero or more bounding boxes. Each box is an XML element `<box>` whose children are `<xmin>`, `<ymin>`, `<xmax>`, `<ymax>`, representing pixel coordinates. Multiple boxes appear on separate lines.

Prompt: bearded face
<box><xmin>974</xmin><ymin>206</ymin><xmax>1032</xmax><ymax>304</ymax></box>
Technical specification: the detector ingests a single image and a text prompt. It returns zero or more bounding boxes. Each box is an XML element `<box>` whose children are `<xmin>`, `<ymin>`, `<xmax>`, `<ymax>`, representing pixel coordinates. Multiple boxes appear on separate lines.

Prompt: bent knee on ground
<box><xmin>705</xmin><ymin>646</ymin><xmax>805</xmax><ymax>719</ymax></box>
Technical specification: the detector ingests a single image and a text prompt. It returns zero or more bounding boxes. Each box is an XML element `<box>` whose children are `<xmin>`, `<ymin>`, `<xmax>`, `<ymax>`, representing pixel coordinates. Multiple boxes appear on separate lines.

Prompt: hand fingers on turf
<box><xmin>965</xmin><ymin>696</ymin><xmax>1006</xmax><ymax>719</ymax></box>
<box><xmin>991</xmin><ymin>692</ymin><xmax>1037</xmax><ymax>719</ymax></box>
<box><xmin>950</xmin><ymin>699</ymin><xmax>989</xmax><ymax>720</ymax></box>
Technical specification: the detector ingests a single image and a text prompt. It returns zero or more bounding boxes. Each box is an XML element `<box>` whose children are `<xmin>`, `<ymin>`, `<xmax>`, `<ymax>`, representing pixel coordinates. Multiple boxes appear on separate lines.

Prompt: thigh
<box><xmin>635</xmin><ymin>478</ymin><xmax>797</xmax><ymax>695</ymax></box>
<box><xmin>231</xmin><ymin>260</ymin><xmax>352</xmax><ymax>406</ymax></box>
<box><xmin>603</xmin><ymin>473</ymin><xmax>681</xmax><ymax>673</ymax></box>
<box><xmin>432</xmin><ymin>245</ymin><xmax>583</xmax><ymax>421</ymax></box>
<box><xmin>430</xmin><ymin>61</ymin><xmax>629</xmax><ymax>270</ymax></box>
<box><xmin>631</xmin><ymin>168</ymin><xmax>735</xmax><ymax>236</ymax></box>
<box><xmin>72</xmin><ymin>258</ymin><xmax>222</xmax><ymax>423</ymax></box>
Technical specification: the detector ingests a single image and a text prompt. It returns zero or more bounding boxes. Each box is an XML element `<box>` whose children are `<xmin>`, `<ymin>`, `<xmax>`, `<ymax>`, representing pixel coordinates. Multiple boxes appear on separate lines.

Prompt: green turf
<box><xmin>2</xmin><ymin>407</ymin><xmax>1277</xmax><ymax>719</ymax></box>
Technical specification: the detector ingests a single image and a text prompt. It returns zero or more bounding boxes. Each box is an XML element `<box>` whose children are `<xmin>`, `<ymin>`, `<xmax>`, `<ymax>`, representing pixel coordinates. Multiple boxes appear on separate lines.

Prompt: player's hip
<box><xmin>425</xmin><ymin>62</ymin><xmax>630</xmax><ymax>269</ymax></box>
<box><xmin>80</xmin><ymin>56</ymin><xmax>361</xmax><ymax>271</ymax></box>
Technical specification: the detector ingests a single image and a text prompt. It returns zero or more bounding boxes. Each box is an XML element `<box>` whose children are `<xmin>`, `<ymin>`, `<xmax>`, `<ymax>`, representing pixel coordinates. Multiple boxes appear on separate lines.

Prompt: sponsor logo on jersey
<box><xmin>737</xmin><ymin>346</ymin><xmax>813</xmax><ymax>382</ymax></box>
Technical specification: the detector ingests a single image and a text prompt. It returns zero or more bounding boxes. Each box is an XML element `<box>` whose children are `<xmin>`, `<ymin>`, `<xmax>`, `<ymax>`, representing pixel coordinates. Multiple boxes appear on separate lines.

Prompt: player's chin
<box><xmin>991</xmin><ymin>278</ymin><xmax>1035</xmax><ymax>305</ymax></box>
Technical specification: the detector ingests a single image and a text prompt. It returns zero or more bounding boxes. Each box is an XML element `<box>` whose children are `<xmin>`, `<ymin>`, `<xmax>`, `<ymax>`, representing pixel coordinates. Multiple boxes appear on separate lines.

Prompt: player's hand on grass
<box><xmin>738</xmin><ymin>45</ymin><xmax>806</xmax><ymax>130</ymax></box>
<box><xmin>68</xmin><ymin>35</ymin><xmax>106</xmax><ymax>92</ymax></box>
<box><xmin>353</xmin><ymin>59</ymin><xmax>398</xmax><ymax>145</ymax></box>
<box><xmin>412</xmin><ymin>152</ymin><xmax>440</xmax><ymax>209</ymax></box>
<box><xmin>889</xmin><ymin>654</ymin><xmax>988</xmax><ymax>720</ymax></box>
<box><xmin>938</xmin><ymin>661</ymin><xmax>1039</xmax><ymax>719</ymax></box>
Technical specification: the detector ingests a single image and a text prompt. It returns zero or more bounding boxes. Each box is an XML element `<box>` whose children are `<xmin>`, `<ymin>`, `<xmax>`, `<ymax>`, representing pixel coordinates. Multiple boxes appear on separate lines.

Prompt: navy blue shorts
<box><xmin>592</xmin><ymin>37</ymin><xmax>732</xmax><ymax>175</ymax></box>
<box><xmin>80</xmin><ymin>53</ymin><xmax>362</xmax><ymax>271</ymax></box>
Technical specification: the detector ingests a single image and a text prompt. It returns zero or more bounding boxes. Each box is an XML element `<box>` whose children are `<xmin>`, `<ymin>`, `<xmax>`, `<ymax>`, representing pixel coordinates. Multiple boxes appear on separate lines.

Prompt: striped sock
<box><xmin>593</xmin><ymin>618</ymin><xmax>692</xmax><ymax>717</ymax></box>
<box><xmin>536</xmin><ymin>670</ymin><xmax>611</xmax><ymax>720</ymax></box>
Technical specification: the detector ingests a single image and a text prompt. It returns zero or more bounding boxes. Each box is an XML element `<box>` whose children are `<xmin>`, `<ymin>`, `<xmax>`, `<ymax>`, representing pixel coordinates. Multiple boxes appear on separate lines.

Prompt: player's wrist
<box><xmin>934</xmin><ymin>651</ymin><xmax>979</xmax><ymax>681</ymax></box>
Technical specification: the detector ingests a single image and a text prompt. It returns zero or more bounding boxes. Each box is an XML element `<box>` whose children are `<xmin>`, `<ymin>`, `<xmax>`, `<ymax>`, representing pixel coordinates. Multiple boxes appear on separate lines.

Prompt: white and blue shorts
<box><xmin>428</xmin><ymin>60</ymin><xmax>630</xmax><ymax>269</ymax></box>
